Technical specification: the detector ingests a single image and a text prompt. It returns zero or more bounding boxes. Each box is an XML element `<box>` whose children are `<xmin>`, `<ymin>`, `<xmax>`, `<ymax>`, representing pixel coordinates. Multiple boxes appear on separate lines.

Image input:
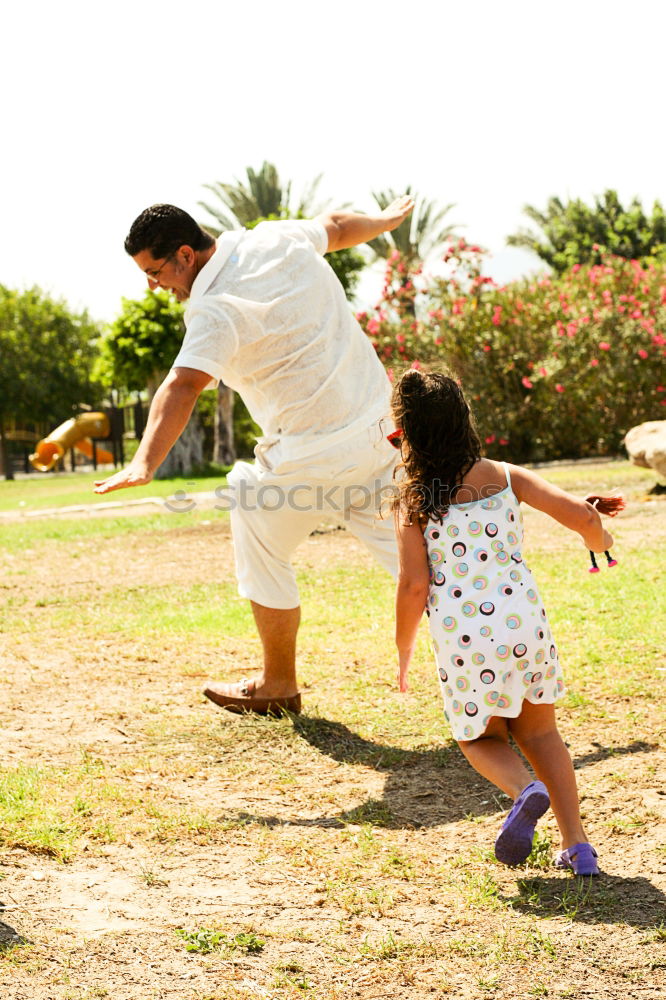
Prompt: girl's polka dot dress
<box><xmin>424</xmin><ymin>463</ymin><xmax>565</xmax><ymax>741</ymax></box>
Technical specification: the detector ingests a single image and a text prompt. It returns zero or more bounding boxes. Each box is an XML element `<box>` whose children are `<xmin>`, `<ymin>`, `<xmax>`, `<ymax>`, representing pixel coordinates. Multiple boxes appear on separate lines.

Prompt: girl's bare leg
<box><xmin>458</xmin><ymin>717</ymin><xmax>534</xmax><ymax>800</ymax></box>
<box><xmin>509</xmin><ymin>701</ymin><xmax>587</xmax><ymax>849</ymax></box>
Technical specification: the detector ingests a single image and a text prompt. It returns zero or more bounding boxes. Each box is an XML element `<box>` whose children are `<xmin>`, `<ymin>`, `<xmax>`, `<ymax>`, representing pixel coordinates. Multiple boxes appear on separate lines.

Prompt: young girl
<box><xmin>392</xmin><ymin>369</ymin><xmax>623</xmax><ymax>876</ymax></box>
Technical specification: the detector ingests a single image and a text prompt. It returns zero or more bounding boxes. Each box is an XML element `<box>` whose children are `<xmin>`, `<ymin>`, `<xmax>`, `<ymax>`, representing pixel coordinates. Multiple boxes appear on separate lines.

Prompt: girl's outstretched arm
<box><xmin>394</xmin><ymin>510</ymin><xmax>431</xmax><ymax>692</ymax></box>
<box><xmin>508</xmin><ymin>465</ymin><xmax>617</xmax><ymax>552</ymax></box>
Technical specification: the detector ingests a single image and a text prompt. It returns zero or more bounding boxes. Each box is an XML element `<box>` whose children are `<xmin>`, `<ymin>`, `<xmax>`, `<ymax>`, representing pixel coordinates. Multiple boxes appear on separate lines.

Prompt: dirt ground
<box><xmin>1</xmin><ymin>495</ymin><xmax>665</xmax><ymax>1000</ymax></box>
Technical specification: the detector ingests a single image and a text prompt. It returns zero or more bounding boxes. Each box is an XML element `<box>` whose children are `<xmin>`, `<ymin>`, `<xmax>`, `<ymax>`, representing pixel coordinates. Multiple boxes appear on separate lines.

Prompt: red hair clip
<box><xmin>387</xmin><ymin>428</ymin><xmax>403</xmax><ymax>449</ymax></box>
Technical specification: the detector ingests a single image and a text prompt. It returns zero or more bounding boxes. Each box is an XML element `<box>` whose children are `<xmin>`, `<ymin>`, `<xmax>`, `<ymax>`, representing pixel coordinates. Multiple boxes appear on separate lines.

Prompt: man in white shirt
<box><xmin>95</xmin><ymin>196</ymin><xmax>413</xmax><ymax>715</ymax></box>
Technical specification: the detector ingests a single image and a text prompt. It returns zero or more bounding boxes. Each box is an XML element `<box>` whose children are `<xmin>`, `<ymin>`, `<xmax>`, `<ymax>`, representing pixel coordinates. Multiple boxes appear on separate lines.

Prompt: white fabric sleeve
<box><xmin>171</xmin><ymin>303</ymin><xmax>238</xmax><ymax>390</ymax></box>
<box><xmin>252</xmin><ymin>218</ymin><xmax>328</xmax><ymax>255</ymax></box>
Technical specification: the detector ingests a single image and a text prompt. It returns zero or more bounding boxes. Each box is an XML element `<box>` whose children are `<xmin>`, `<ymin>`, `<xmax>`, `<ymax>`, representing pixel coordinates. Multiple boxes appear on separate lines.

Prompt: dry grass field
<box><xmin>0</xmin><ymin>460</ymin><xmax>664</xmax><ymax>999</ymax></box>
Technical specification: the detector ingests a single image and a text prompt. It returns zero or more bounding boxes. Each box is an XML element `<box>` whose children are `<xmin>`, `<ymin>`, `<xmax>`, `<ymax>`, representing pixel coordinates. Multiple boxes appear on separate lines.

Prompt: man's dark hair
<box><xmin>124</xmin><ymin>204</ymin><xmax>215</xmax><ymax>259</ymax></box>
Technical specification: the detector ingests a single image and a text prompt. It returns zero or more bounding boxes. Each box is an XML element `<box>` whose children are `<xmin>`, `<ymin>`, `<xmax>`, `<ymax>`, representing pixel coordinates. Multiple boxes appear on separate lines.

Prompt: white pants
<box><xmin>227</xmin><ymin>419</ymin><xmax>399</xmax><ymax>609</ymax></box>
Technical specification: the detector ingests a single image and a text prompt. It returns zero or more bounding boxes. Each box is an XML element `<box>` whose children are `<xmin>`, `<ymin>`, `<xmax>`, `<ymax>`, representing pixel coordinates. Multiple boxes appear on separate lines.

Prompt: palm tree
<box><xmin>367</xmin><ymin>186</ymin><xmax>457</xmax><ymax>267</ymax></box>
<box><xmin>198</xmin><ymin>160</ymin><xmax>326</xmax><ymax>234</ymax></box>
<box><xmin>507</xmin><ymin>190</ymin><xmax>666</xmax><ymax>273</ymax></box>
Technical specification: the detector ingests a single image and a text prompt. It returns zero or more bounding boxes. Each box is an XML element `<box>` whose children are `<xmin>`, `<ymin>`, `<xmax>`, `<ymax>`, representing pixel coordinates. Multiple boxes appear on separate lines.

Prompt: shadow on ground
<box><xmin>503</xmin><ymin>873</ymin><xmax>666</xmax><ymax>930</ymax></box>
<box><xmin>214</xmin><ymin>715</ymin><xmax>657</xmax><ymax>832</ymax></box>
<box><xmin>0</xmin><ymin>912</ymin><xmax>28</xmax><ymax>951</ymax></box>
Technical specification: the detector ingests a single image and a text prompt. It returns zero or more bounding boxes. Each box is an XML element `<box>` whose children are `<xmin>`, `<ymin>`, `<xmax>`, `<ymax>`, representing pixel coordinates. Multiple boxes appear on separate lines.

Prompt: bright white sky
<box><xmin>2</xmin><ymin>0</ymin><xmax>664</xmax><ymax>323</ymax></box>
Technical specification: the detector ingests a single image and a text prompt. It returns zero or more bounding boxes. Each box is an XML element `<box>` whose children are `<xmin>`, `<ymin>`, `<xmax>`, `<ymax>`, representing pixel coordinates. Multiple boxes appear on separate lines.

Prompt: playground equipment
<box><xmin>29</xmin><ymin>413</ymin><xmax>114</xmax><ymax>472</ymax></box>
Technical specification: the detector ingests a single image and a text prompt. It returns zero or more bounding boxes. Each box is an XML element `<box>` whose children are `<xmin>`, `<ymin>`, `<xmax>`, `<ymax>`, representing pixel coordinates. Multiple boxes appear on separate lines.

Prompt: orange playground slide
<box><xmin>29</xmin><ymin>413</ymin><xmax>113</xmax><ymax>472</ymax></box>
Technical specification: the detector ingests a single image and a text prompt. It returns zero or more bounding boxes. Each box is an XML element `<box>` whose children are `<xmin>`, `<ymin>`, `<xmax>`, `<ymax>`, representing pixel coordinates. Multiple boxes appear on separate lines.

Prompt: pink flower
<box><xmin>555</xmin><ymin>384</ymin><xmax>565</xmax><ymax>393</ymax></box>
<box><xmin>590</xmin><ymin>358</ymin><xmax>600</xmax><ymax>367</ymax></box>
<box><xmin>387</xmin><ymin>369</ymin><xmax>394</xmax><ymax>382</ymax></box>
<box><xmin>366</xmin><ymin>318</ymin><xmax>380</xmax><ymax>335</ymax></box>
<box><xmin>653</xmin><ymin>334</ymin><xmax>666</xmax><ymax>346</ymax></box>
<box><xmin>522</xmin><ymin>377</ymin><xmax>533</xmax><ymax>389</ymax></box>
<box><xmin>485</xmin><ymin>434</ymin><xmax>496</xmax><ymax>444</ymax></box>
<box><xmin>483</xmin><ymin>344</ymin><xmax>491</xmax><ymax>352</ymax></box>
<box><xmin>539</xmin><ymin>367</ymin><xmax>547</xmax><ymax>377</ymax></box>
<box><xmin>637</xmin><ymin>349</ymin><xmax>648</xmax><ymax>359</ymax></box>
<box><xmin>632</xmin><ymin>309</ymin><xmax>642</xmax><ymax>319</ymax></box>
<box><xmin>567</xmin><ymin>322</ymin><xmax>577</xmax><ymax>338</ymax></box>
<box><xmin>396</xmin><ymin>333</ymin><xmax>405</xmax><ymax>344</ymax></box>
<box><xmin>492</xmin><ymin>306</ymin><xmax>502</xmax><ymax>326</ymax></box>
<box><xmin>411</xmin><ymin>360</ymin><xmax>421</xmax><ymax>370</ymax></box>
<box><xmin>572</xmin><ymin>264</ymin><xmax>581</xmax><ymax>273</ymax></box>
<box><xmin>499</xmin><ymin>438</ymin><xmax>509</xmax><ymax>445</ymax></box>
<box><xmin>657</xmin><ymin>385</ymin><xmax>665</xmax><ymax>392</ymax></box>
<box><xmin>599</xmin><ymin>341</ymin><xmax>611</xmax><ymax>351</ymax></box>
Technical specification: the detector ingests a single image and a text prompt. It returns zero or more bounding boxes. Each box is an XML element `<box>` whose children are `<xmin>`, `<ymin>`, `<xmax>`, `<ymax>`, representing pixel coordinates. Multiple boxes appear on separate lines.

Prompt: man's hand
<box><xmin>94</xmin><ymin>462</ymin><xmax>153</xmax><ymax>495</ymax></box>
<box><xmin>379</xmin><ymin>195</ymin><xmax>415</xmax><ymax>234</ymax></box>
<box><xmin>92</xmin><ymin>367</ymin><xmax>209</xmax><ymax>497</ymax></box>
<box><xmin>321</xmin><ymin>196</ymin><xmax>416</xmax><ymax>252</ymax></box>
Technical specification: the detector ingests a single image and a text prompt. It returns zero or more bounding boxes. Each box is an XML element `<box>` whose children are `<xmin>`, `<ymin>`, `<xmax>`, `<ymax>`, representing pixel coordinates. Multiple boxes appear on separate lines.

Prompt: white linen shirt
<box><xmin>172</xmin><ymin>220</ymin><xmax>392</xmax><ymax>462</ymax></box>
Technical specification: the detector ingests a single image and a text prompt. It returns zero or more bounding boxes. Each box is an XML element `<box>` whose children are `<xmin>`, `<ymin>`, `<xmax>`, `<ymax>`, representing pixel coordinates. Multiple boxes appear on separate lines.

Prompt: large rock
<box><xmin>624</xmin><ymin>420</ymin><xmax>666</xmax><ymax>479</ymax></box>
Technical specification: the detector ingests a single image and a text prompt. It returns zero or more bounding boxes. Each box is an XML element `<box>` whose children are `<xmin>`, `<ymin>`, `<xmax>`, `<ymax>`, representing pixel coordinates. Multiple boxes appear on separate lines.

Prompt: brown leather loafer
<box><xmin>203</xmin><ymin>677</ymin><xmax>302</xmax><ymax>716</ymax></box>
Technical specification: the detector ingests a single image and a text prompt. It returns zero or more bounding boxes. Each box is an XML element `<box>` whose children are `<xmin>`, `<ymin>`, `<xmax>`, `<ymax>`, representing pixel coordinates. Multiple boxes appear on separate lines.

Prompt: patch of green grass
<box><xmin>460</xmin><ymin>870</ymin><xmax>505</xmax><ymax>911</ymax></box>
<box><xmin>525</xmin><ymin>928</ymin><xmax>557</xmax><ymax>959</ymax></box>
<box><xmin>0</xmin><ymin>765</ymin><xmax>79</xmax><ymax>860</ymax></box>
<box><xmin>175</xmin><ymin>927</ymin><xmax>265</xmax><ymax>955</ymax></box>
<box><xmin>642</xmin><ymin>923</ymin><xmax>666</xmax><ymax>943</ymax></box>
<box><xmin>0</xmin><ymin>470</ymin><xmax>229</xmax><ymax>512</ymax></box>
<box><xmin>0</xmin><ymin>508</ymin><xmax>227</xmax><ymax>553</ymax></box>
<box><xmin>357</xmin><ymin>931</ymin><xmax>437</xmax><ymax>961</ymax></box>
<box><xmin>529</xmin><ymin>458</ymin><xmax>656</xmax><ymax>497</ymax></box>
<box><xmin>527</xmin><ymin>830</ymin><xmax>554</xmax><ymax>871</ymax></box>
<box><xmin>341</xmin><ymin>799</ymin><xmax>393</xmax><ymax>827</ymax></box>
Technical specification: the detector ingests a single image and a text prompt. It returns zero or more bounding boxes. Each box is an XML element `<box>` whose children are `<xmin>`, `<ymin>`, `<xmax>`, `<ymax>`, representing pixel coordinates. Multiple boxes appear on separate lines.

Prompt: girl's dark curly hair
<box><xmin>391</xmin><ymin>369</ymin><xmax>481</xmax><ymax>522</ymax></box>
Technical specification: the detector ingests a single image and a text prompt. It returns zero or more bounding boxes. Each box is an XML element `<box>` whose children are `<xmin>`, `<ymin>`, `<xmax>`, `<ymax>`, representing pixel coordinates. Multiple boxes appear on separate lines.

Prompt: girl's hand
<box><xmin>397</xmin><ymin>649</ymin><xmax>412</xmax><ymax>692</ymax></box>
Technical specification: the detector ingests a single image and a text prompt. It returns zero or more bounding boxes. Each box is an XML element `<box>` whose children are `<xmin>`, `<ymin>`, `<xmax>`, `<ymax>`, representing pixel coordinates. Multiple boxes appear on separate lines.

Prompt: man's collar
<box><xmin>188</xmin><ymin>229</ymin><xmax>245</xmax><ymax>304</ymax></box>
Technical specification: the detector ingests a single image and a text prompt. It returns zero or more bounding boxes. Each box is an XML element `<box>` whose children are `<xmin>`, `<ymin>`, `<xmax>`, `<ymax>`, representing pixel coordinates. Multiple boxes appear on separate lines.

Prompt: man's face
<box><xmin>133</xmin><ymin>246</ymin><xmax>196</xmax><ymax>302</ymax></box>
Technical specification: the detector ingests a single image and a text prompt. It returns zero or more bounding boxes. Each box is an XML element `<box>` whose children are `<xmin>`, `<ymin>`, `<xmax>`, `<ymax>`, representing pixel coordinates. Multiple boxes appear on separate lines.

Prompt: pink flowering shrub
<box><xmin>357</xmin><ymin>244</ymin><xmax>666</xmax><ymax>461</ymax></box>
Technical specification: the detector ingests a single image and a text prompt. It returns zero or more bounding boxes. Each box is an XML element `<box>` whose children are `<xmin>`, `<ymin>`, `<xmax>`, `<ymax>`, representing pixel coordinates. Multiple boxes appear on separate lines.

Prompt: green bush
<box><xmin>357</xmin><ymin>245</ymin><xmax>666</xmax><ymax>461</ymax></box>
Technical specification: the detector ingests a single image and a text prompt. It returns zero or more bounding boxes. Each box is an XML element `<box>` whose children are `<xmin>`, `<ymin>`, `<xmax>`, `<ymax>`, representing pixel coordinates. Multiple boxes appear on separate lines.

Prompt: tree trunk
<box><xmin>154</xmin><ymin>411</ymin><xmax>204</xmax><ymax>479</ymax></box>
<box><xmin>0</xmin><ymin>421</ymin><xmax>14</xmax><ymax>481</ymax></box>
<box><xmin>214</xmin><ymin>383</ymin><xmax>236</xmax><ymax>466</ymax></box>
<box><xmin>145</xmin><ymin>372</ymin><xmax>205</xmax><ymax>480</ymax></box>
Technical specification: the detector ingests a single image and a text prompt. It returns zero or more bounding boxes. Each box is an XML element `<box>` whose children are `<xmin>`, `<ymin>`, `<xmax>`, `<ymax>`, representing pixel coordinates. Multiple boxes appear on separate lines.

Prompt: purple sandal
<box><xmin>495</xmin><ymin>780</ymin><xmax>550</xmax><ymax>866</ymax></box>
<box><xmin>554</xmin><ymin>842</ymin><xmax>600</xmax><ymax>877</ymax></box>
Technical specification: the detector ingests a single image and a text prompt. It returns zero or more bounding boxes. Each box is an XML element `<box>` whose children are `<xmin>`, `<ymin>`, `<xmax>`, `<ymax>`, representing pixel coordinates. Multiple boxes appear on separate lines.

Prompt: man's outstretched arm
<box><xmin>318</xmin><ymin>194</ymin><xmax>414</xmax><ymax>252</ymax></box>
<box><xmin>93</xmin><ymin>367</ymin><xmax>211</xmax><ymax>494</ymax></box>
